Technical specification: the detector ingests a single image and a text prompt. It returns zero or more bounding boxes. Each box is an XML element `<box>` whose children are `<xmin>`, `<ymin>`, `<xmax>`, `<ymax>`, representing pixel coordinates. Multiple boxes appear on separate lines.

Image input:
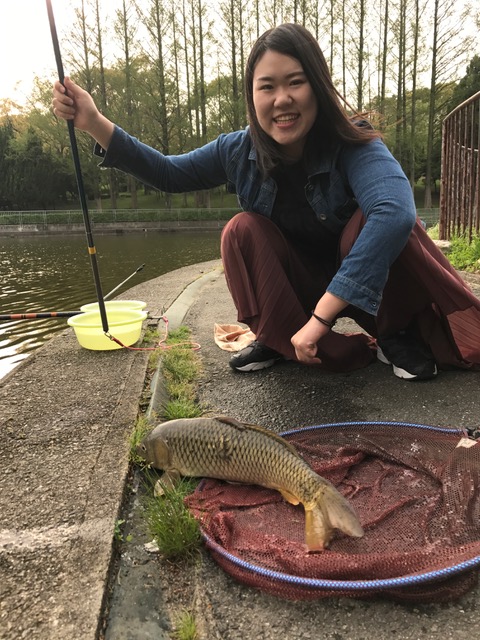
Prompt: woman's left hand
<box><xmin>291</xmin><ymin>317</ymin><xmax>330</xmax><ymax>364</ymax></box>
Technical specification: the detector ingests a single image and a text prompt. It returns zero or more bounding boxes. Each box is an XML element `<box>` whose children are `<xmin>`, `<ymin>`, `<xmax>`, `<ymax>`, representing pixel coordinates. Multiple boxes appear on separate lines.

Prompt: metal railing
<box><xmin>440</xmin><ymin>90</ymin><xmax>480</xmax><ymax>240</ymax></box>
<box><xmin>1</xmin><ymin>206</ymin><xmax>440</xmax><ymax>230</ymax></box>
<box><xmin>0</xmin><ymin>208</ymin><xmax>240</xmax><ymax>228</ymax></box>
<box><xmin>416</xmin><ymin>208</ymin><xmax>440</xmax><ymax>228</ymax></box>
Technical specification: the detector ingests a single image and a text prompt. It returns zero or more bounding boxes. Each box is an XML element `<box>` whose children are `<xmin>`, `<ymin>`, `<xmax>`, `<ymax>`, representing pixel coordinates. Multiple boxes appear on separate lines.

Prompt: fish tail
<box><xmin>320</xmin><ymin>483</ymin><xmax>364</xmax><ymax>539</ymax></box>
<box><xmin>305</xmin><ymin>507</ymin><xmax>333</xmax><ymax>551</ymax></box>
<box><xmin>305</xmin><ymin>483</ymin><xmax>364</xmax><ymax>551</ymax></box>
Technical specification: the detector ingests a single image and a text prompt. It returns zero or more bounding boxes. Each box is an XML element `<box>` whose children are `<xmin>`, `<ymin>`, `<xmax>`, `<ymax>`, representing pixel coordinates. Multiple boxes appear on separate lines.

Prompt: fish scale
<box><xmin>138</xmin><ymin>416</ymin><xmax>364</xmax><ymax>551</ymax></box>
<box><xmin>169</xmin><ymin>421</ymin><xmax>300</xmax><ymax>488</ymax></box>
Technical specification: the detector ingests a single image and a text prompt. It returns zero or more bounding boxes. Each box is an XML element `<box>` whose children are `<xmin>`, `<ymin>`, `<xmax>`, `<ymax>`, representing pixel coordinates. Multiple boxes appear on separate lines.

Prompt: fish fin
<box><xmin>215</xmin><ymin>416</ymin><xmax>301</xmax><ymax>458</ymax></box>
<box><xmin>305</xmin><ymin>507</ymin><xmax>332</xmax><ymax>551</ymax></box>
<box><xmin>215</xmin><ymin>415</ymin><xmax>247</xmax><ymax>428</ymax></box>
<box><xmin>278</xmin><ymin>488</ymin><xmax>300</xmax><ymax>505</ymax></box>
<box><xmin>154</xmin><ymin>469</ymin><xmax>182</xmax><ymax>497</ymax></box>
<box><xmin>320</xmin><ymin>484</ymin><xmax>364</xmax><ymax>539</ymax></box>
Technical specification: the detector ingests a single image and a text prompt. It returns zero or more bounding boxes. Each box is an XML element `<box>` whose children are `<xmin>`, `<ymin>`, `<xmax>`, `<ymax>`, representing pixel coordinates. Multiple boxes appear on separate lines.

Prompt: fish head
<box><xmin>136</xmin><ymin>431</ymin><xmax>170</xmax><ymax>470</ymax></box>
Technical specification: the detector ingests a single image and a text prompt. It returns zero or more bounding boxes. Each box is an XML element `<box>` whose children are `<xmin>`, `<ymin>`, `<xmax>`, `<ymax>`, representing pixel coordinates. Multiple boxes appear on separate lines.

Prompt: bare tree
<box><xmin>114</xmin><ymin>0</ymin><xmax>139</xmax><ymax>207</ymax></box>
<box><xmin>378</xmin><ymin>0</ymin><xmax>390</xmax><ymax>118</ymax></box>
<box><xmin>134</xmin><ymin>0</ymin><xmax>170</xmax><ymax>153</ymax></box>
<box><xmin>393</xmin><ymin>0</ymin><xmax>406</xmax><ymax>163</ymax></box>
<box><xmin>67</xmin><ymin>0</ymin><xmax>104</xmax><ymax>208</ymax></box>
<box><xmin>408</xmin><ymin>0</ymin><xmax>428</xmax><ymax>187</ymax></box>
<box><xmin>90</xmin><ymin>0</ymin><xmax>117</xmax><ymax>208</ymax></box>
<box><xmin>343</xmin><ymin>0</ymin><xmax>369</xmax><ymax>110</ymax></box>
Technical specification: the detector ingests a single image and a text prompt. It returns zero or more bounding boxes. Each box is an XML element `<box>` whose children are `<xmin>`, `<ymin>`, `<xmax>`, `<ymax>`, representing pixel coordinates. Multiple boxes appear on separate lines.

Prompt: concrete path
<box><xmin>0</xmin><ymin>261</ymin><xmax>221</xmax><ymax>640</ymax></box>
<box><xmin>1</xmin><ymin>259</ymin><xmax>480</xmax><ymax>640</ymax></box>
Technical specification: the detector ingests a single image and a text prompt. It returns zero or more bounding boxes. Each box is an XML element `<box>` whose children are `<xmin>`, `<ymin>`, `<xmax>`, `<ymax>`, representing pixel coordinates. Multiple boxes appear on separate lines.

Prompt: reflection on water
<box><xmin>0</xmin><ymin>231</ymin><xmax>221</xmax><ymax>379</ymax></box>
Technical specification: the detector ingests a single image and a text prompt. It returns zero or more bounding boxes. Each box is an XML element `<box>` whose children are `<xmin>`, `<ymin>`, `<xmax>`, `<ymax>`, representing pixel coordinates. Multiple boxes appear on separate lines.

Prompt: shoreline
<box><xmin>0</xmin><ymin>220</ymin><xmax>229</xmax><ymax>236</ymax></box>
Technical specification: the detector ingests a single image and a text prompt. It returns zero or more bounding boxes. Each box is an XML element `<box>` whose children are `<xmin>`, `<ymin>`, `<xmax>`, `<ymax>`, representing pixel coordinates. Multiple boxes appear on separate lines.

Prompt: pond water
<box><xmin>0</xmin><ymin>231</ymin><xmax>221</xmax><ymax>379</ymax></box>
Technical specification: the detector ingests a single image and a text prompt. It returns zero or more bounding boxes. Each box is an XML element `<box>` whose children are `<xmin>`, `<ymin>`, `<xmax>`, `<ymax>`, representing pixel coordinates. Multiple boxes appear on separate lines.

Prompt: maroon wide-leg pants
<box><xmin>220</xmin><ymin>210</ymin><xmax>480</xmax><ymax>372</ymax></box>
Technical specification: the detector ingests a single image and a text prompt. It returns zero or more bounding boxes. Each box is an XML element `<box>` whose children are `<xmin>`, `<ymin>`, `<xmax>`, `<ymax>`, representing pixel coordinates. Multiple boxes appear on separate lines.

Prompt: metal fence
<box><xmin>440</xmin><ymin>90</ymin><xmax>480</xmax><ymax>240</ymax></box>
<box><xmin>0</xmin><ymin>208</ymin><xmax>240</xmax><ymax>228</ymax></box>
<box><xmin>416</xmin><ymin>208</ymin><xmax>440</xmax><ymax>228</ymax></box>
<box><xmin>0</xmin><ymin>206</ymin><xmax>440</xmax><ymax>230</ymax></box>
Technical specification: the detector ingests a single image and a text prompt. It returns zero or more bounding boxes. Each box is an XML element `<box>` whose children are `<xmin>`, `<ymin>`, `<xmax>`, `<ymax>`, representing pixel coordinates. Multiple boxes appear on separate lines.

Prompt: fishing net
<box><xmin>185</xmin><ymin>421</ymin><xmax>480</xmax><ymax>602</ymax></box>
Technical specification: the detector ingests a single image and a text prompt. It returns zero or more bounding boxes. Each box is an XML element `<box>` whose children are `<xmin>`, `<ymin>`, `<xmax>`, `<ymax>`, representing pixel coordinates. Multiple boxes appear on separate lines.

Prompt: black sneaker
<box><xmin>229</xmin><ymin>341</ymin><xmax>283</xmax><ymax>372</ymax></box>
<box><xmin>376</xmin><ymin>331</ymin><xmax>438</xmax><ymax>380</ymax></box>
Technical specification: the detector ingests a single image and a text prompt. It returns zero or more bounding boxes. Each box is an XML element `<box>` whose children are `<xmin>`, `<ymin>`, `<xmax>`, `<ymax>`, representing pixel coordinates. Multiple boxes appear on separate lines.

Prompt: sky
<box><xmin>1</xmin><ymin>1</ymin><xmax>478</xmax><ymax>108</ymax></box>
<box><xmin>0</xmin><ymin>1</ymin><xmax>123</xmax><ymax>106</ymax></box>
<box><xmin>0</xmin><ymin>1</ymin><xmax>74</xmax><ymax>104</ymax></box>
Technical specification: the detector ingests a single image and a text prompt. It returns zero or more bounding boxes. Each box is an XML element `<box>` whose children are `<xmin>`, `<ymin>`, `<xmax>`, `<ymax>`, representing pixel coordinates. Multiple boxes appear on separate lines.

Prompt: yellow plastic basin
<box><xmin>68</xmin><ymin>309</ymin><xmax>148</xmax><ymax>350</ymax></box>
<box><xmin>80</xmin><ymin>299</ymin><xmax>147</xmax><ymax>313</ymax></box>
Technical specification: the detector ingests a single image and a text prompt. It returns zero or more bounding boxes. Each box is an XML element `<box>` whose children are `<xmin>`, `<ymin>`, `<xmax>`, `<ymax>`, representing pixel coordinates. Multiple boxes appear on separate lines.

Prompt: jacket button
<box><xmin>319</xmin><ymin>213</ymin><xmax>327</xmax><ymax>221</ymax></box>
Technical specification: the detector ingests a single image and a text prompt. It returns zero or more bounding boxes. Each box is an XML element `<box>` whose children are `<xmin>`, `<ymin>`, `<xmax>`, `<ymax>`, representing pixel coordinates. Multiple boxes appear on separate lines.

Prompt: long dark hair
<box><xmin>245</xmin><ymin>23</ymin><xmax>380</xmax><ymax>176</ymax></box>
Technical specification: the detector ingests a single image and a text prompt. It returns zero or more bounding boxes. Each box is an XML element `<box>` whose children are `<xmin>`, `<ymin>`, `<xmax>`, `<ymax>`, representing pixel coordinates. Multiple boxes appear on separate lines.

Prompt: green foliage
<box><xmin>446</xmin><ymin>234</ymin><xmax>480</xmax><ymax>272</ymax></box>
<box><xmin>0</xmin><ymin>119</ymin><xmax>15</xmax><ymax>209</ymax></box>
<box><xmin>142</xmin><ymin>326</ymin><xmax>160</xmax><ymax>346</ymax></box>
<box><xmin>161</xmin><ymin>328</ymin><xmax>202</xmax><ymax>386</ymax></box>
<box><xmin>427</xmin><ymin>226</ymin><xmax>480</xmax><ymax>272</ymax></box>
<box><xmin>162</xmin><ymin>352</ymin><xmax>199</xmax><ymax>386</ymax></box>
<box><xmin>427</xmin><ymin>223</ymin><xmax>439</xmax><ymax>240</ymax></box>
<box><xmin>376</xmin><ymin>84</ymin><xmax>455</xmax><ymax>184</ymax></box>
<box><xmin>135</xmin><ymin>324</ymin><xmax>204</xmax><ymax>561</ymax></box>
<box><xmin>448</xmin><ymin>56</ymin><xmax>480</xmax><ymax>110</ymax></box>
<box><xmin>129</xmin><ymin>415</ymin><xmax>155</xmax><ymax>466</ymax></box>
<box><xmin>143</xmin><ymin>476</ymin><xmax>201</xmax><ymax>560</ymax></box>
<box><xmin>113</xmin><ymin>519</ymin><xmax>132</xmax><ymax>543</ymax></box>
<box><xmin>1</xmin><ymin>7</ymin><xmax>478</xmax><ymax>212</ymax></box>
<box><xmin>163</xmin><ymin>399</ymin><xmax>203</xmax><ymax>421</ymax></box>
<box><xmin>172</xmin><ymin>610</ymin><xmax>198</xmax><ymax>640</ymax></box>
<box><xmin>160</xmin><ymin>327</ymin><xmax>203</xmax><ymax>419</ymax></box>
<box><xmin>0</xmin><ymin>123</ymin><xmax>72</xmax><ymax>210</ymax></box>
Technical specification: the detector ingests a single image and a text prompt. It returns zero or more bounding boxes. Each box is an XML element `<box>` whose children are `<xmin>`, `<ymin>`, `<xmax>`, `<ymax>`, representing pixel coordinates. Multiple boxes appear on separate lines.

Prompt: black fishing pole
<box><xmin>45</xmin><ymin>0</ymin><xmax>109</xmax><ymax>334</ymax></box>
<box><xmin>0</xmin><ymin>299</ymin><xmax>137</xmax><ymax>321</ymax></box>
<box><xmin>0</xmin><ymin>311</ymin><xmax>80</xmax><ymax>321</ymax></box>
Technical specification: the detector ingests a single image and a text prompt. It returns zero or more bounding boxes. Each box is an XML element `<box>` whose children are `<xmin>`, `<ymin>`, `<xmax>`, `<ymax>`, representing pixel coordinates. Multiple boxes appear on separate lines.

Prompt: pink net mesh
<box><xmin>185</xmin><ymin>422</ymin><xmax>480</xmax><ymax>602</ymax></box>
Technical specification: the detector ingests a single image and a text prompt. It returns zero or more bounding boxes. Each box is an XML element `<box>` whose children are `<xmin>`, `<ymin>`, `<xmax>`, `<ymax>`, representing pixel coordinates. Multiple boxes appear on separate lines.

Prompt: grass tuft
<box><xmin>427</xmin><ymin>223</ymin><xmax>439</xmax><ymax>240</ymax></box>
<box><xmin>160</xmin><ymin>327</ymin><xmax>203</xmax><ymax>417</ymax></box>
<box><xmin>134</xmin><ymin>325</ymin><xmax>204</xmax><ymax>561</ymax></box>
<box><xmin>143</xmin><ymin>476</ymin><xmax>201</xmax><ymax>560</ymax></box>
<box><xmin>162</xmin><ymin>349</ymin><xmax>199</xmax><ymax>384</ymax></box>
<box><xmin>172</xmin><ymin>609</ymin><xmax>198</xmax><ymax>640</ymax></box>
<box><xmin>128</xmin><ymin>415</ymin><xmax>153</xmax><ymax>466</ymax></box>
<box><xmin>427</xmin><ymin>226</ymin><xmax>480</xmax><ymax>272</ymax></box>
<box><xmin>163</xmin><ymin>398</ymin><xmax>203</xmax><ymax>420</ymax></box>
<box><xmin>447</xmin><ymin>233</ymin><xmax>480</xmax><ymax>272</ymax></box>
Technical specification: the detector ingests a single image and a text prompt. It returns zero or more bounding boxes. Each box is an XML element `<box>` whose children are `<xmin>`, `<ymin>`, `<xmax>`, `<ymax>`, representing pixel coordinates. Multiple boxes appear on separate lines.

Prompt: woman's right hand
<box><xmin>52</xmin><ymin>77</ymin><xmax>98</xmax><ymax>132</ymax></box>
<box><xmin>52</xmin><ymin>77</ymin><xmax>115</xmax><ymax>149</ymax></box>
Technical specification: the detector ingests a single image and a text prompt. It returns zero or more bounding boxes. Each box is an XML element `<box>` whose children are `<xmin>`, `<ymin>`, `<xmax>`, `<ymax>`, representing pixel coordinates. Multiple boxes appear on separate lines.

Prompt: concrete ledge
<box><xmin>0</xmin><ymin>260</ymin><xmax>222</xmax><ymax>640</ymax></box>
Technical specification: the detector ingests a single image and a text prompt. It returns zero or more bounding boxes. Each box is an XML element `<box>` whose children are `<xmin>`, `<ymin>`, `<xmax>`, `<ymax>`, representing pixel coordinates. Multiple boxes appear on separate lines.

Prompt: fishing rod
<box><xmin>0</xmin><ymin>263</ymin><xmax>147</xmax><ymax>321</ymax></box>
<box><xmin>46</xmin><ymin>0</ymin><xmax>109</xmax><ymax>334</ymax></box>
<box><xmin>0</xmin><ymin>311</ymin><xmax>80</xmax><ymax>321</ymax></box>
<box><xmin>104</xmin><ymin>264</ymin><xmax>145</xmax><ymax>300</ymax></box>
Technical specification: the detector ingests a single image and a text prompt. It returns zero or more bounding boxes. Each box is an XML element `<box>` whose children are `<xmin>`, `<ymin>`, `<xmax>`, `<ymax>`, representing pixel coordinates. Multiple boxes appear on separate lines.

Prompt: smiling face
<box><xmin>252</xmin><ymin>50</ymin><xmax>318</xmax><ymax>161</ymax></box>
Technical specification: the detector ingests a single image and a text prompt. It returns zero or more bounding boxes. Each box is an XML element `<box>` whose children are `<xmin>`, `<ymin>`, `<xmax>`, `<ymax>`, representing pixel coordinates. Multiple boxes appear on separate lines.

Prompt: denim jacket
<box><xmin>95</xmin><ymin>126</ymin><xmax>416</xmax><ymax>315</ymax></box>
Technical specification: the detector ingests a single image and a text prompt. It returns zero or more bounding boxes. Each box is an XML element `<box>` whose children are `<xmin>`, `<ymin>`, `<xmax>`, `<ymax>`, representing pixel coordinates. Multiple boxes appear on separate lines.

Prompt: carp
<box><xmin>137</xmin><ymin>416</ymin><xmax>363</xmax><ymax>551</ymax></box>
